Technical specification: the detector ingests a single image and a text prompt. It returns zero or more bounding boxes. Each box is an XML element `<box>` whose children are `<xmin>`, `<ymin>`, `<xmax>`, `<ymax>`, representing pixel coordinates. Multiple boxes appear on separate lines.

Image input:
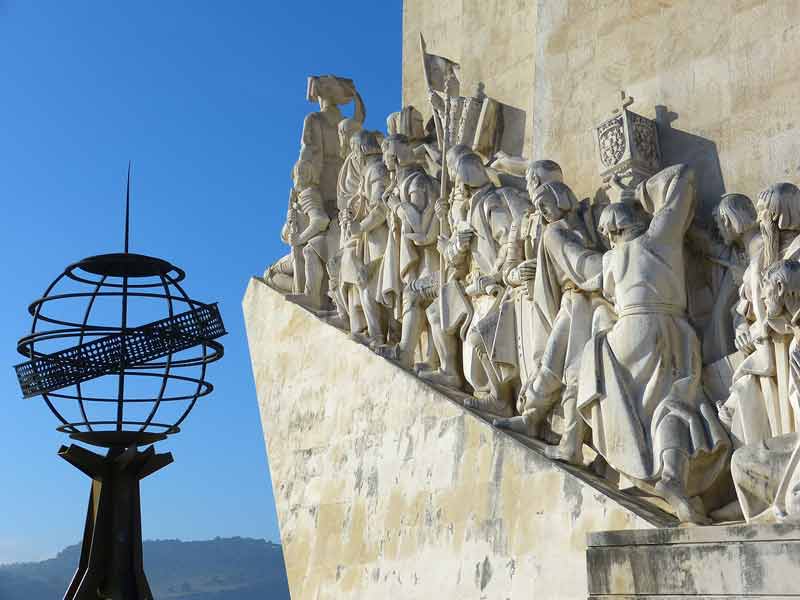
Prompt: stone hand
<box><xmin>663</xmin><ymin>399</ymin><xmax>701</xmax><ymax>425</ymax></box>
<box><xmin>455</xmin><ymin>228</ymin><xmax>474</xmax><ymax>252</ymax></box>
<box><xmin>434</xmin><ymin>198</ymin><xmax>449</xmax><ymax>220</ymax></box>
<box><xmin>610</xmin><ymin>175</ymin><xmax>636</xmax><ymax>205</ymax></box>
<box><xmin>348</xmin><ymin>221</ymin><xmax>362</xmax><ymax>237</ymax></box>
<box><xmin>735</xmin><ymin>329</ymin><xmax>756</xmax><ymax>355</ymax></box>
<box><xmin>517</xmin><ymin>259</ymin><xmax>536</xmax><ymax>283</ymax></box>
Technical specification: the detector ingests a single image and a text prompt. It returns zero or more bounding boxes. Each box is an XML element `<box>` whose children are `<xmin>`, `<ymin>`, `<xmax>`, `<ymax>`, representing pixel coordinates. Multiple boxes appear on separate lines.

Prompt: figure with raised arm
<box><xmin>576</xmin><ymin>165</ymin><xmax>730</xmax><ymax>524</ymax></box>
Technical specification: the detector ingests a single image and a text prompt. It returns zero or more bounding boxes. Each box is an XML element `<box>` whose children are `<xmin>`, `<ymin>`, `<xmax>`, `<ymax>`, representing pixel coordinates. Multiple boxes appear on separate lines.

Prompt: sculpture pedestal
<box><xmin>587</xmin><ymin>523</ymin><xmax>800</xmax><ymax>598</ymax></box>
<box><xmin>59</xmin><ymin>444</ymin><xmax>173</xmax><ymax>600</ymax></box>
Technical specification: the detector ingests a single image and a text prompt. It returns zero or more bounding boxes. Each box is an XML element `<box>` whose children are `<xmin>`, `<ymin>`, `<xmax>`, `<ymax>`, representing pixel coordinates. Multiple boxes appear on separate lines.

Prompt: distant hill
<box><xmin>0</xmin><ymin>537</ymin><xmax>290</xmax><ymax>600</ymax></box>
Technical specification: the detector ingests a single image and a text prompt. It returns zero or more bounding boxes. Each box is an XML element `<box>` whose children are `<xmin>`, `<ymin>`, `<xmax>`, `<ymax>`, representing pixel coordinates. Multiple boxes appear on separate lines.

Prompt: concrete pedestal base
<box><xmin>587</xmin><ymin>523</ymin><xmax>800</xmax><ymax>598</ymax></box>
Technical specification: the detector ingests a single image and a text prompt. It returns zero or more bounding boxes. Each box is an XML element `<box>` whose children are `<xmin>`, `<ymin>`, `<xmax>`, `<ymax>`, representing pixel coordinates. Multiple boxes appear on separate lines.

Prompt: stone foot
<box><xmin>544</xmin><ymin>442</ymin><xmax>583</xmax><ymax>466</ymax></box>
<box><xmin>709</xmin><ymin>500</ymin><xmax>745</xmax><ymax>523</ymax></box>
<box><xmin>655</xmin><ymin>478</ymin><xmax>711</xmax><ymax>525</ymax></box>
<box><xmin>465</xmin><ymin>392</ymin><xmax>514</xmax><ymax>418</ymax></box>
<box><xmin>493</xmin><ymin>415</ymin><xmax>537</xmax><ymax>437</ymax></box>
<box><xmin>418</xmin><ymin>368</ymin><xmax>463</xmax><ymax>390</ymax></box>
<box><xmin>375</xmin><ymin>344</ymin><xmax>414</xmax><ymax>369</ymax></box>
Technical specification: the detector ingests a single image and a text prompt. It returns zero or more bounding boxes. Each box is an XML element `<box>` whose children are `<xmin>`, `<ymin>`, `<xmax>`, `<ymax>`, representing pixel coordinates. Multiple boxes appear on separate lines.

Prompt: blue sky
<box><xmin>0</xmin><ymin>1</ymin><xmax>401</xmax><ymax>563</ymax></box>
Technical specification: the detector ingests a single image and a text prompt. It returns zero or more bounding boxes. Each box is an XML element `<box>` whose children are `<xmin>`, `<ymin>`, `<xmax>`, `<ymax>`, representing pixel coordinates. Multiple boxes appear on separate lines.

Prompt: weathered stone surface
<box><xmin>404</xmin><ymin>0</ymin><xmax>800</xmax><ymax>216</ymax></box>
<box><xmin>243</xmin><ymin>279</ymin><xmax>655</xmax><ymax>599</ymax></box>
<box><xmin>403</xmin><ymin>0</ymin><xmax>537</xmax><ymax>155</ymax></box>
<box><xmin>587</xmin><ymin>523</ymin><xmax>800</xmax><ymax>597</ymax></box>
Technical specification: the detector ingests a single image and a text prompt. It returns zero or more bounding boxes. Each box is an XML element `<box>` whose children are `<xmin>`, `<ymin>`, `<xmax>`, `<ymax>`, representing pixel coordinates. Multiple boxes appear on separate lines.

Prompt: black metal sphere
<box><xmin>15</xmin><ymin>252</ymin><xmax>226</xmax><ymax>448</ymax></box>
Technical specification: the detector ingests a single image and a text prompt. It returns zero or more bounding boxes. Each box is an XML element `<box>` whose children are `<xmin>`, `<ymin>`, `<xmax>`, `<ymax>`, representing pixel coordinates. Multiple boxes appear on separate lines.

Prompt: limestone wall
<box><xmin>402</xmin><ymin>0</ymin><xmax>800</xmax><ymax>215</ymax></box>
<box><xmin>402</xmin><ymin>0</ymin><xmax>538</xmax><ymax>155</ymax></box>
<box><xmin>244</xmin><ymin>280</ymin><xmax>653</xmax><ymax>600</ymax></box>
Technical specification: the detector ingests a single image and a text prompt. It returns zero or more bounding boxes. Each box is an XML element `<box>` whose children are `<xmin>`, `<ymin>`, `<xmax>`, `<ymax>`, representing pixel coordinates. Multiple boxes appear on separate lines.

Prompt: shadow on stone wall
<box><xmin>655</xmin><ymin>105</ymin><xmax>726</xmax><ymax>220</ymax></box>
<box><xmin>500</xmin><ymin>103</ymin><xmax>526</xmax><ymax>157</ymax></box>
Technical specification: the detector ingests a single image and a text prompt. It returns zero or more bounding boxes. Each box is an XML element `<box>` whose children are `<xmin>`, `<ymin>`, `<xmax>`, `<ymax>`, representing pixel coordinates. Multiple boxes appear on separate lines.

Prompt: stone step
<box><xmin>587</xmin><ymin>523</ymin><xmax>800</xmax><ymax>597</ymax></box>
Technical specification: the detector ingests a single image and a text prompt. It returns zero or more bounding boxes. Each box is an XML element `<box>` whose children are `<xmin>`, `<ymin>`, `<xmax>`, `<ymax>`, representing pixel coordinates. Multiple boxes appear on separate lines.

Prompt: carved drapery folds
<box><xmin>263</xmin><ymin>45</ymin><xmax>800</xmax><ymax>527</ymax></box>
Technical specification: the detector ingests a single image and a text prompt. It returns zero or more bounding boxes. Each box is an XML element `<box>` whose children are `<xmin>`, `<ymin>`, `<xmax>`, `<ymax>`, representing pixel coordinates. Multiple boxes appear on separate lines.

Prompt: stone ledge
<box><xmin>587</xmin><ymin>522</ymin><xmax>800</xmax><ymax>597</ymax></box>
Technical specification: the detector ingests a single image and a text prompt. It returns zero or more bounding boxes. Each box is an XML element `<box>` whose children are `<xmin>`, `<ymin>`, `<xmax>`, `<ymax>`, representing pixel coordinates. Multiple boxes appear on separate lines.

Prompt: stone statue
<box><xmin>417</xmin><ymin>151</ymin><xmax>517</xmax><ymax>414</ymax></box>
<box><xmin>328</xmin><ymin>119</ymin><xmax>366</xmax><ymax>325</ymax></box>
<box><xmin>686</xmin><ymin>194</ymin><xmax>755</xmax><ymax>365</ymax></box>
<box><xmin>726</xmin><ymin>260</ymin><xmax>800</xmax><ymax>523</ymax></box>
<box><xmin>302</xmin><ymin>75</ymin><xmax>365</xmax><ymax>218</ymax></box>
<box><xmin>720</xmin><ymin>184</ymin><xmax>800</xmax><ymax>447</ymax></box>
<box><xmin>376</xmin><ymin>134</ymin><xmax>440</xmax><ymax>367</ymax></box>
<box><xmin>285</xmin><ymin>158</ymin><xmax>340</xmax><ymax>310</ymax></box>
<box><xmin>576</xmin><ymin>165</ymin><xmax>730</xmax><ymax>524</ymax></box>
<box><xmin>336</xmin><ymin>118</ymin><xmax>365</xmax><ymax>213</ymax></box>
<box><xmin>495</xmin><ymin>181</ymin><xmax>609</xmax><ymax>465</ymax></box>
<box><xmin>339</xmin><ymin>131</ymin><xmax>391</xmax><ymax>346</ymax></box>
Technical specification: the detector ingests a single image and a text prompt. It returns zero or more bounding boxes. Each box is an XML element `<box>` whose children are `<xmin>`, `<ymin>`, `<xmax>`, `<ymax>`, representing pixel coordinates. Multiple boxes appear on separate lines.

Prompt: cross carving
<box><xmin>612</xmin><ymin>90</ymin><xmax>635</xmax><ymax>115</ymax></box>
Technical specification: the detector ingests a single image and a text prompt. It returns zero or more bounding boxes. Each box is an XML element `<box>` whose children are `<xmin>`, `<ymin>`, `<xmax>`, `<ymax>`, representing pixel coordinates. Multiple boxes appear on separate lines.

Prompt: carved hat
<box><xmin>533</xmin><ymin>181</ymin><xmax>578</xmax><ymax>214</ymax></box>
<box><xmin>307</xmin><ymin>75</ymin><xmax>357</xmax><ymax>105</ymax></box>
<box><xmin>386</xmin><ymin>106</ymin><xmax>425</xmax><ymax>141</ymax></box>
<box><xmin>598</xmin><ymin>202</ymin><xmax>641</xmax><ymax>237</ymax></box>
<box><xmin>453</xmin><ymin>151</ymin><xmax>490</xmax><ymax>189</ymax></box>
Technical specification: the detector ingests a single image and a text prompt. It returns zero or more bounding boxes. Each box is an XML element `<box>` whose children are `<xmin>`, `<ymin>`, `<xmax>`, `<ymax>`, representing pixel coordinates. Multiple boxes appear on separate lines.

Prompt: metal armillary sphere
<box><xmin>14</xmin><ymin>165</ymin><xmax>226</xmax><ymax>600</ymax></box>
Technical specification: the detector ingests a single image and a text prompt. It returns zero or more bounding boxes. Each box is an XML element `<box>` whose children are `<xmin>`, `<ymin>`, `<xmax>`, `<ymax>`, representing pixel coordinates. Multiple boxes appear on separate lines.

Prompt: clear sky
<box><xmin>0</xmin><ymin>1</ymin><xmax>402</xmax><ymax>564</ymax></box>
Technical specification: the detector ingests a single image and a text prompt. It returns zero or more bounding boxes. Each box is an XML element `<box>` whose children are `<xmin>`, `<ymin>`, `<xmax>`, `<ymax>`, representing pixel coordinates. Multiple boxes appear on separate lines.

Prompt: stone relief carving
<box><xmin>262</xmin><ymin>54</ymin><xmax>800</xmax><ymax>527</ymax></box>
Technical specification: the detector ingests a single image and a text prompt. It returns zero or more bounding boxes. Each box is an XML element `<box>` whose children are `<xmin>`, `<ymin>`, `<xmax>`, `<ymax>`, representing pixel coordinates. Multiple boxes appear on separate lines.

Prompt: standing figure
<box><xmin>683</xmin><ymin>194</ymin><xmax>755</xmax><ymax>365</ymax></box>
<box><xmin>724</xmin><ymin>260</ymin><xmax>800</xmax><ymax>523</ymax></box>
<box><xmin>336</xmin><ymin>118</ymin><xmax>365</xmax><ymax>213</ymax></box>
<box><xmin>286</xmin><ymin>158</ymin><xmax>340</xmax><ymax>309</ymax></box>
<box><xmin>577</xmin><ymin>165</ymin><xmax>730</xmax><ymax>524</ymax></box>
<box><xmin>330</xmin><ymin>119</ymin><xmax>366</xmax><ymax>326</ymax></box>
<box><xmin>721</xmin><ymin>183</ymin><xmax>800</xmax><ymax>445</ymax></box>
<box><xmin>495</xmin><ymin>181</ymin><xmax>608</xmax><ymax>465</ymax></box>
<box><xmin>376</xmin><ymin>134</ymin><xmax>440</xmax><ymax>367</ymax></box>
<box><xmin>340</xmin><ymin>131</ymin><xmax>391</xmax><ymax>345</ymax></box>
<box><xmin>301</xmin><ymin>76</ymin><xmax>365</xmax><ymax>214</ymax></box>
<box><xmin>496</xmin><ymin>160</ymin><xmax>565</xmax><ymax>385</ymax></box>
<box><xmin>420</xmin><ymin>151</ymin><xmax>516</xmax><ymax>414</ymax></box>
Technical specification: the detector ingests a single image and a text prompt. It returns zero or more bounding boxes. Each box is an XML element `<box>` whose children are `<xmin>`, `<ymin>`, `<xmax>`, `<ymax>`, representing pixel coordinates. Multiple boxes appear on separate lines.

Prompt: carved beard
<box><xmin>762</xmin><ymin>219</ymin><xmax>780</xmax><ymax>267</ymax></box>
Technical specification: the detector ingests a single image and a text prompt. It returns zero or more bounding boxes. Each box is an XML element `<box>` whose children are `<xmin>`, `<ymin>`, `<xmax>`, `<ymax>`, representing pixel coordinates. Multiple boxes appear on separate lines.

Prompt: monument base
<box><xmin>244</xmin><ymin>278</ymin><xmax>678</xmax><ymax>599</ymax></box>
<box><xmin>587</xmin><ymin>523</ymin><xmax>800</xmax><ymax>598</ymax></box>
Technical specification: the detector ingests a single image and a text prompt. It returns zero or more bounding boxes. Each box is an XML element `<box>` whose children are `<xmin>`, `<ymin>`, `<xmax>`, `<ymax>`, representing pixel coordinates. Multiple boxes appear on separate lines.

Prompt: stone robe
<box><xmin>301</xmin><ymin>106</ymin><xmax>344</xmax><ymax>217</ymax></box>
<box><xmin>340</xmin><ymin>158</ymin><xmax>389</xmax><ymax>293</ymax></box>
<box><xmin>577</xmin><ymin>165</ymin><xmax>730</xmax><ymax>495</ymax></box>
<box><xmin>377</xmin><ymin>167</ymin><xmax>439</xmax><ymax>319</ymax></box>
<box><xmin>723</xmin><ymin>236</ymin><xmax>800</xmax><ymax>446</ymax></box>
<box><xmin>337</xmin><ymin>149</ymin><xmax>363</xmax><ymax>215</ymax></box>
<box><xmin>520</xmin><ymin>217</ymin><xmax>606</xmax><ymax>406</ymax></box>
<box><xmin>435</xmin><ymin>184</ymin><xmax>514</xmax><ymax>392</ymax></box>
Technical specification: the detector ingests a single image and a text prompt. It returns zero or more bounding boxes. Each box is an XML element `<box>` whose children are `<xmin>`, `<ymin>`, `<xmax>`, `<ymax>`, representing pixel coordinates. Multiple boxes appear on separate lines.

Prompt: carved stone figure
<box><xmin>726</xmin><ymin>260</ymin><xmax>800</xmax><ymax>523</ymax></box>
<box><xmin>336</xmin><ymin>118</ymin><xmax>364</xmax><ymax>213</ymax></box>
<box><xmin>285</xmin><ymin>158</ymin><xmax>340</xmax><ymax>310</ymax></box>
<box><xmin>720</xmin><ymin>184</ymin><xmax>800</xmax><ymax>446</ymax></box>
<box><xmin>339</xmin><ymin>131</ymin><xmax>391</xmax><ymax>345</ymax></box>
<box><xmin>686</xmin><ymin>194</ymin><xmax>756</xmax><ymax>366</ymax></box>
<box><xmin>495</xmin><ymin>181</ymin><xmax>609</xmax><ymax>465</ymax></box>
<box><xmin>415</xmin><ymin>151</ymin><xmax>517</xmax><ymax>414</ymax></box>
<box><xmin>302</xmin><ymin>75</ymin><xmax>365</xmax><ymax>217</ymax></box>
<box><xmin>576</xmin><ymin>165</ymin><xmax>730</xmax><ymax>524</ymax></box>
<box><xmin>376</xmin><ymin>134</ymin><xmax>440</xmax><ymax>366</ymax></box>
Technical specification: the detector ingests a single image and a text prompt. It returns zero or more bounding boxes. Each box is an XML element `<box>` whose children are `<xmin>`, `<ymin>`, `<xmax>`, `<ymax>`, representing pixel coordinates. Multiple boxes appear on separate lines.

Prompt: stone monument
<box><xmin>247</xmin><ymin>1</ymin><xmax>800</xmax><ymax>597</ymax></box>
